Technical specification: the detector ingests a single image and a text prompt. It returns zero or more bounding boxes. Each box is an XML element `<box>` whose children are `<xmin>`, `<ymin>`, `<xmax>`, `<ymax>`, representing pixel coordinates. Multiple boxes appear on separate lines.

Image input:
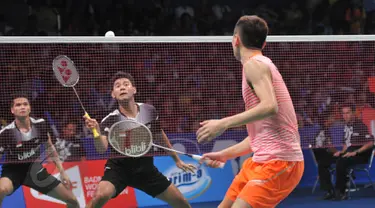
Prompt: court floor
<box><xmin>150</xmin><ymin>187</ymin><xmax>375</xmax><ymax>208</ymax></box>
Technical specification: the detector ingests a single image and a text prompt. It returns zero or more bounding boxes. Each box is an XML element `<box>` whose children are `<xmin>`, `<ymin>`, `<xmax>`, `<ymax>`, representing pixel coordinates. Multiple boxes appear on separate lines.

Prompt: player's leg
<box><xmin>23</xmin><ymin>162</ymin><xmax>79</xmax><ymax>208</ymax></box>
<box><xmin>129</xmin><ymin>158</ymin><xmax>190</xmax><ymax>208</ymax></box>
<box><xmin>218</xmin><ymin>158</ymin><xmax>254</xmax><ymax>208</ymax></box>
<box><xmin>86</xmin><ymin>160</ymin><xmax>128</xmax><ymax>208</ymax></box>
<box><xmin>218</xmin><ymin>196</ymin><xmax>237</xmax><ymax>208</ymax></box>
<box><xmin>154</xmin><ymin>183</ymin><xmax>190</xmax><ymax>208</ymax></box>
<box><xmin>231</xmin><ymin>198</ymin><xmax>252</xmax><ymax>208</ymax></box>
<box><xmin>45</xmin><ymin>184</ymin><xmax>80</xmax><ymax>208</ymax></box>
<box><xmin>86</xmin><ymin>181</ymin><xmax>117</xmax><ymax>208</ymax></box>
<box><xmin>0</xmin><ymin>177</ymin><xmax>15</xmax><ymax>206</ymax></box>
<box><xmin>233</xmin><ymin>160</ymin><xmax>304</xmax><ymax>208</ymax></box>
<box><xmin>0</xmin><ymin>164</ymin><xmax>25</xmax><ymax>206</ymax></box>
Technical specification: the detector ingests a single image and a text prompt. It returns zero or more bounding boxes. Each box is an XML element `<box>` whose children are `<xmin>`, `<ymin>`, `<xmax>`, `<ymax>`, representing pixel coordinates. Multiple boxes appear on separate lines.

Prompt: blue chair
<box><xmin>346</xmin><ymin>147</ymin><xmax>375</xmax><ymax>197</ymax></box>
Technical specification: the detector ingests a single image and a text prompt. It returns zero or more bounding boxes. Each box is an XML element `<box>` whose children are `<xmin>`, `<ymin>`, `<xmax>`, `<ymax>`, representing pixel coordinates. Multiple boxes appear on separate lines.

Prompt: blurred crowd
<box><xmin>0</xmin><ymin>41</ymin><xmax>375</xmax><ymax>147</ymax></box>
<box><xmin>1</xmin><ymin>0</ymin><xmax>375</xmax><ymax>36</ymax></box>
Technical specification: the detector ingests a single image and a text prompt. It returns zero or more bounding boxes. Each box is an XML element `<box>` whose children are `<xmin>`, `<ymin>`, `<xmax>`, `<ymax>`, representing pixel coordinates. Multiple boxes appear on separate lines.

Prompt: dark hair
<box><xmin>10</xmin><ymin>91</ymin><xmax>30</xmax><ymax>107</ymax></box>
<box><xmin>110</xmin><ymin>71</ymin><xmax>136</xmax><ymax>88</ymax></box>
<box><xmin>235</xmin><ymin>15</ymin><xmax>268</xmax><ymax>50</ymax></box>
<box><xmin>341</xmin><ymin>103</ymin><xmax>355</xmax><ymax>112</ymax></box>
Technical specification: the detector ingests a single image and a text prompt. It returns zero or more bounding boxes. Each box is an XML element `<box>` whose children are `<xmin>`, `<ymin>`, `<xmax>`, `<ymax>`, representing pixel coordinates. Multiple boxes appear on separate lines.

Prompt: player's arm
<box><xmin>161</xmin><ymin>130</ymin><xmax>180</xmax><ymax>162</ymax></box>
<box><xmin>219</xmin><ymin>136</ymin><xmax>252</xmax><ymax>160</ymax></box>
<box><xmin>47</xmin><ymin>133</ymin><xmax>65</xmax><ymax>174</ymax></box>
<box><xmin>84</xmin><ymin>116</ymin><xmax>108</xmax><ymax>153</ymax></box>
<box><xmin>221</xmin><ymin>60</ymin><xmax>278</xmax><ymax>129</ymax></box>
<box><xmin>93</xmin><ymin>133</ymin><xmax>109</xmax><ymax>154</ymax></box>
<box><xmin>160</xmin><ymin>129</ymin><xmax>196</xmax><ymax>172</ymax></box>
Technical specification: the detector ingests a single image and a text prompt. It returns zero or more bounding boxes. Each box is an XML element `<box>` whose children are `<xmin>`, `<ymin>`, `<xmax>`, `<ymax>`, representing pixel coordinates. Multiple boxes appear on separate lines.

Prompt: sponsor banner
<box><xmin>23</xmin><ymin>160</ymin><xmax>137</xmax><ymax>208</ymax></box>
<box><xmin>135</xmin><ymin>155</ymin><xmax>234</xmax><ymax>207</ymax></box>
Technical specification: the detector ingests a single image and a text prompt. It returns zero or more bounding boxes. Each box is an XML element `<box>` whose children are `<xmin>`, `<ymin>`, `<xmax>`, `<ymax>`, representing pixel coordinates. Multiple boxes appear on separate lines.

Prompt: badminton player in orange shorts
<box><xmin>196</xmin><ymin>15</ymin><xmax>304</xmax><ymax>208</ymax></box>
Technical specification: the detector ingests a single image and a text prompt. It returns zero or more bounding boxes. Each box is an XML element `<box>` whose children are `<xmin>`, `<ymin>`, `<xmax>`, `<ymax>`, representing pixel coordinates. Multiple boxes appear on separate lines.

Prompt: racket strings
<box><xmin>111</xmin><ymin>123</ymin><xmax>152</xmax><ymax>157</ymax></box>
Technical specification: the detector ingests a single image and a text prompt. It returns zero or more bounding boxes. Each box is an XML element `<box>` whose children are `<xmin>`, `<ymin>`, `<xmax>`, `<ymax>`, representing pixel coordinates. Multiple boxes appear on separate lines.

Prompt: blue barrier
<box><xmin>134</xmin><ymin>155</ymin><xmax>234</xmax><ymax>207</ymax></box>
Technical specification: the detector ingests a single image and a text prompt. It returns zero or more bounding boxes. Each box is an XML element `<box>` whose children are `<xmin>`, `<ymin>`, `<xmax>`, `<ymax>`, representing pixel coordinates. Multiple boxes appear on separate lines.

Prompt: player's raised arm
<box><xmin>197</xmin><ymin>60</ymin><xmax>278</xmax><ymax>143</ymax></box>
<box><xmin>84</xmin><ymin>116</ymin><xmax>108</xmax><ymax>153</ymax></box>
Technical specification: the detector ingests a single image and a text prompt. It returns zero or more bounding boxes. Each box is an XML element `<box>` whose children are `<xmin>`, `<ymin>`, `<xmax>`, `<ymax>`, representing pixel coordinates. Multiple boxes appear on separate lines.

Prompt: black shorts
<box><xmin>101</xmin><ymin>157</ymin><xmax>171</xmax><ymax>198</ymax></box>
<box><xmin>1</xmin><ymin>162</ymin><xmax>60</xmax><ymax>195</ymax></box>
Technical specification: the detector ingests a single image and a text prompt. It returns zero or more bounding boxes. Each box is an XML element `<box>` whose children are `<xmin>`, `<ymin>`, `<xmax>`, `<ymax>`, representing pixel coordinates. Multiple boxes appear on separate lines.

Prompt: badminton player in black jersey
<box><xmin>84</xmin><ymin>72</ymin><xmax>194</xmax><ymax>208</ymax></box>
<box><xmin>0</xmin><ymin>92</ymin><xmax>79</xmax><ymax>207</ymax></box>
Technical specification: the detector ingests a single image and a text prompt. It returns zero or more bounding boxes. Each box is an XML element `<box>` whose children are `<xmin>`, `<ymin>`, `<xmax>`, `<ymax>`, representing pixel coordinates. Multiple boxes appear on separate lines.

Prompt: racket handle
<box><xmin>84</xmin><ymin>112</ymin><xmax>100</xmax><ymax>138</ymax></box>
<box><xmin>192</xmin><ymin>155</ymin><xmax>225</xmax><ymax>169</ymax></box>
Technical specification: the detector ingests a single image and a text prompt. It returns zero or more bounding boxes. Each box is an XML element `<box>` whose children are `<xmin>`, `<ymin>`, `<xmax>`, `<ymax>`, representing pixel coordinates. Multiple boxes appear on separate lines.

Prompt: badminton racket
<box><xmin>108</xmin><ymin>119</ymin><xmax>225</xmax><ymax>168</ymax></box>
<box><xmin>52</xmin><ymin>55</ymin><xmax>100</xmax><ymax>138</ymax></box>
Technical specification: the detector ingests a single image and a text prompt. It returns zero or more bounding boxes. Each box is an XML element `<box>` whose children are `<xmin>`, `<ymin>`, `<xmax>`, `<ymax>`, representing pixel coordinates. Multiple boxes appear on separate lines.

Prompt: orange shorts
<box><xmin>226</xmin><ymin>158</ymin><xmax>304</xmax><ymax>208</ymax></box>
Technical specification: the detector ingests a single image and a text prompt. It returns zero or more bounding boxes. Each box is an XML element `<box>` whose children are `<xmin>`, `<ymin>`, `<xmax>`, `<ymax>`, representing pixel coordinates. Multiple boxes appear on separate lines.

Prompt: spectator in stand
<box><xmin>54</xmin><ymin>121</ymin><xmax>85</xmax><ymax>162</ymax></box>
<box><xmin>318</xmin><ymin>103</ymin><xmax>374</xmax><ymax>201</ymax></box>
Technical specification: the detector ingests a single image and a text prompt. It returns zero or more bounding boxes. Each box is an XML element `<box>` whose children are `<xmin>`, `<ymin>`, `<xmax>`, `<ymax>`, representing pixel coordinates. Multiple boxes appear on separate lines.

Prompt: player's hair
<box><xmin>111</xmin><ymin>71</ymin><xmax>136</xmax><ymax>88</ymax></box>
<box><xmin>341</xmin><ymin>102</ymin><xmax>355</xmax><ymax>112</ymax></box>
<box><xmin>10</xmin><ymin>91</ymin><xmax>30</xmax><ymax>107</ymax></box>
<box><xmin>235</xmin><ymin>15</ymin><xmax>268</xmax><ymax>50</ymax></box>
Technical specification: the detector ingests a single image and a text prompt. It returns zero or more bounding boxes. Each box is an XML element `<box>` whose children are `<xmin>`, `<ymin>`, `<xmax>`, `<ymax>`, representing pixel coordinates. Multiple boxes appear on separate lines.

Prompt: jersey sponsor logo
<box><xmin>18</xmin><ymin>145</ymin><xmax>41</xmax><ymax>161</ymax></box>
<box><xmin>123</xmin><ymin>142</ymin><xmax>147</xmax><ymax>155</ymax></box>
<box><xmin>164</xmin><ymin>164</ymin><xmax>211</xmax><ymax>200</ymax></box>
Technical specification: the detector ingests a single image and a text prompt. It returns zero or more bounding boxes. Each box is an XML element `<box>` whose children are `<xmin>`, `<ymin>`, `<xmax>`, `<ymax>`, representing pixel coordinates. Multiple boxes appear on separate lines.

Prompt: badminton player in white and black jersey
<box><xmin>0</xmin><ymin>92</ymin><xmax>79</xmax><ymax>207</ymax></box>
<box><xmin>84</xmin><ymin>72</ymin><xmax>194</xmax><ymax>208</ymax></box>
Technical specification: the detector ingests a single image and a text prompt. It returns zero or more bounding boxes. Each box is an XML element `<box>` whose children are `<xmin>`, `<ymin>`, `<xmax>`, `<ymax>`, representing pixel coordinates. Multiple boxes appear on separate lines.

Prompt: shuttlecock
<box><xmin>105</xmin><ymin>31</ymin><xmax>115</xmax><ymax>37</ymax></box>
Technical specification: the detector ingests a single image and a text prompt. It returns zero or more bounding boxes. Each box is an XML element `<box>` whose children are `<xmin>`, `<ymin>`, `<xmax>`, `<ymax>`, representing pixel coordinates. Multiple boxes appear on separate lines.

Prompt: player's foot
<box><xmin>322</xmin><ymin>191</ymin><xmax>334</xmax><ymax>200</ymax></box>
<box><xmin>334</xmin><ymin>191</ymin><xmax>348</xmax><ymax>201</ymax></box>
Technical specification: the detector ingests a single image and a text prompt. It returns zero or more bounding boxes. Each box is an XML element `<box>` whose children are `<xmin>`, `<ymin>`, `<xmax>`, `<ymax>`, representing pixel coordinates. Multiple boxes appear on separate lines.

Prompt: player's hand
<box><xmin>200</xmin><ymin>151</ymin><xmax>227</xmax><ymax>168</ymax></box>
<box><xmin>343</xmin><ymin>151</ymin><xmax>357</xmax><ymax>158</ymax></box>
<box><xmin>83</xmin><ymin>116</ymin><xmax>100</xmax><ymax>132</ymax></box>
<box><xmin>60</xmin><ymin>172</ymin><xmax>73</xmax><ymax>190</ymax></box>
<box><xmin>196</xmin><ymin>119</ymin><xmax>226</xmax><ymax>143</ymax></box>
<box><xmin>333</xmin><ymin>151</ymin><xmax>342</xmax><ymax>157</ymax></box>
<box><xmin>175</xmin><ymin>160</ymin><xmax>196</xmax><ymax>173</ymax></box>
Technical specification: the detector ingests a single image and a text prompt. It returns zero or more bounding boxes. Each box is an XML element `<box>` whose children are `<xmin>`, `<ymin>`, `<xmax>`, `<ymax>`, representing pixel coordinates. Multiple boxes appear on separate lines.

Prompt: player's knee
<box><xmin>0</xmin><ymin>178</ymin><xmax>14</xmax><ymax>198</ymax></box>
<box><xmin>0</xmin><ymin>186</ymin><xmax>12</xmax><ymax>197</ymax></box>
<box><xmin>65</xmin><ymin>197</ymin><xmax>80</xmax><ymax>208</ymax></box>
<box><xmin>94</xmin><ymin>189</ymin><xmax>113</xmax><ymax>201</ymax></box>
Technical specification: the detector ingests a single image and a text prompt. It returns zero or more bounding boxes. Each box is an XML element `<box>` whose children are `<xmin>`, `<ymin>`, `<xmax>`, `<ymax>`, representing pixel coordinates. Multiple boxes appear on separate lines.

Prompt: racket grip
<box><xmin>192</xmin><ymin>155</ymin><xmax>225</xmax><ymax>169</ymax></box>
<box><xmin>84</xmin><ymin>112</ymin><xmax>100</xmax><ymax>138</ymax></box>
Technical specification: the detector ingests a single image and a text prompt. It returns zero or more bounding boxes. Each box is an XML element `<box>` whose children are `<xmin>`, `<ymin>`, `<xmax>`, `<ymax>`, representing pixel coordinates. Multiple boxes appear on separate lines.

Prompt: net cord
<box><xmin>1</xmin><ymin>35</ymin><xmax>375</xmax><ymax>43</ymax></box>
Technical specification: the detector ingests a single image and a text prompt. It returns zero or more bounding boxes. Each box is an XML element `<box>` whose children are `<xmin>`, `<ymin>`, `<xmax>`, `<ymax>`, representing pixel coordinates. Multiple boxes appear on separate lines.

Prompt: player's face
<box><xmin>112</xmin><ymin>78</ymin><xmax>136</xmax><ymax>101</ymax></box>
<box><xmin>342</xmin><ymin>107</ymin><xmax>353</xmax><ymax>123</ymax></box>
<box><xmin>11</xmin><ymin>98</ymin><xmax>31</xmax><ymax>118</ymax></box>
<box><xmin>232</xmin><ymin>30</ymin><xmax>241</xmax><ymax>61</ymax></box>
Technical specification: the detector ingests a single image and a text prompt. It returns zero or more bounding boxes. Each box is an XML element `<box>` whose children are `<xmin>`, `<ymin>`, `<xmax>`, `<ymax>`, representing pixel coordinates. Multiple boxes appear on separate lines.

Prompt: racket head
<box><xmin>52</xmin><ymin>55</ymin><xmax>80</xmax><ymax>87</ymax></box>
<box><xmin>108</xmin><ymin>120</ymin><xmax>153</xmax><ymax>157</ymax></box>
